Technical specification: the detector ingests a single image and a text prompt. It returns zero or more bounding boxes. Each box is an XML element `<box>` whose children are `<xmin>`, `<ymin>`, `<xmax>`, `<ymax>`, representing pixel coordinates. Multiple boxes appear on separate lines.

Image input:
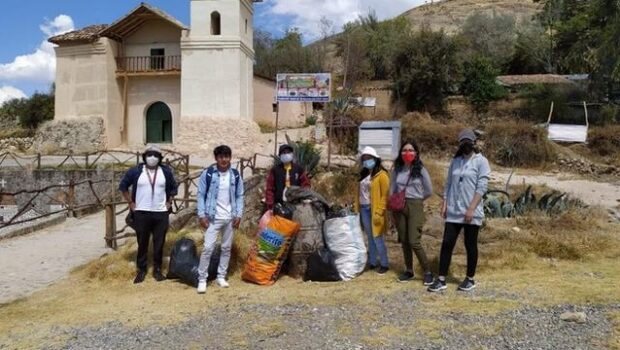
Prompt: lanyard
<box><xmin>146</xmin><ymin>167</ymin><xmax>158</xmax><ymax>200</ymax></box>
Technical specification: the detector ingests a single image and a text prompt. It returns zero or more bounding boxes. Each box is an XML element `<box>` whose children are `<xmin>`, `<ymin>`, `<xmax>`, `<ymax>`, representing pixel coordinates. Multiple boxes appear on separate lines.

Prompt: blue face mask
<box><xmin>363</xmin><ymin>159</ymin><xmax>376</xmax><ymax>170</ymax></box>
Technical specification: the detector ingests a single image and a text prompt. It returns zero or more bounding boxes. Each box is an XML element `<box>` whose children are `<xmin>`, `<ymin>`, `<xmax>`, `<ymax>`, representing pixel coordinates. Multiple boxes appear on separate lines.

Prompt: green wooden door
<box><xmin>146</xmin><ymin>102</ymin><xmax>172</xmax><ymax>143</ymax></box>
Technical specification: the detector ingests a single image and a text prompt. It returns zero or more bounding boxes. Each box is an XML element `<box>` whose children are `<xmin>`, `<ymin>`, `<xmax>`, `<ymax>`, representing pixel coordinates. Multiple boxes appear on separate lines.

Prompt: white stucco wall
<box><xmin>123</xmin><ymin>20</ymin><xmax>182</xmax><ymax>58</ymax></box>
<box><xmin>125</xmin><ymin>76</ymin><xmax>181</xmax><ymax>147</ymax></box>
<box><xmin>54</xmin><ymin>38</ymin><xmax>123</xmax><ymax>147</ymax></box>
<box><xmin>253</xmin><ymin>77</ymin><xmax>311</xmax><ymax>128</ymax></box>
<box><xmin>181</xmin><ymin>0</ymin><xmax>254</xmax><ymax>120</ymax></box>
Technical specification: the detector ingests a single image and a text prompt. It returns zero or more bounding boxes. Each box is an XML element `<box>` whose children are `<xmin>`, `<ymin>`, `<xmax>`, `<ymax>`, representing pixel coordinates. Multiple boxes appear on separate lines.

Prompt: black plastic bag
<box><xmin>274</xmin><ymin>202</ymin><xmax>295</xmax><ymax>220</ymax></box>
<box><xmin>303</xmin><ymin>248</ymin><xmax>342</xmax><ymax>282</ymax></box>
<box><xmin>167</xmin><ymin>238</ymin><xmax>219</xmax><ymax>286</ymax></box>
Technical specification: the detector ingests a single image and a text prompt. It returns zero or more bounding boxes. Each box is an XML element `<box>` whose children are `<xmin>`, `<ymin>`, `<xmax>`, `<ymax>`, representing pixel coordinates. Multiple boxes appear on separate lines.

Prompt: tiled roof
<box><xmin>496</xmin><ymin>74</ymin><xmax>573</xmax><ymax>86</ymax></box>
<box><xmin>48</xmin><ymin>24</ymin><xmax>108</xmax><ymax>45</ymax></box>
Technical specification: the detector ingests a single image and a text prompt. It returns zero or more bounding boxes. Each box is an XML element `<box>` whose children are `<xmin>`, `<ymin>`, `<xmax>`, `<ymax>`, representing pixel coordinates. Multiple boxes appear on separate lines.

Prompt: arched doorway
<box><xmin>146</xmin><ymin>102</ymin><xmax>172</xmax><ymax>143</ymax></box>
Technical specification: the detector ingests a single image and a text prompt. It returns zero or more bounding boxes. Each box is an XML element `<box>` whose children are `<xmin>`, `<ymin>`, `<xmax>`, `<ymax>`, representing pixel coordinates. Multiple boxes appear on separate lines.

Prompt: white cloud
<box><xmin>0</xmin><ymin>86</ymin><xmax>27</xmax><ymax>106</ymax></box>
<box><xmin>0</xmin><ymin>15</ymin><xmax>74</xmax><ymax>83</ymax></box>
<box><xmin>267</xmin><ymin>0</ymin><xmax>425</xmax><ymax>39</ymax></box>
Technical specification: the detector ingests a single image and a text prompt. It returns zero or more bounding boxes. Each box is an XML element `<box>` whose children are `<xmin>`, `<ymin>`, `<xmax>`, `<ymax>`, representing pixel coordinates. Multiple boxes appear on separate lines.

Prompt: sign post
<box><xmin>275</xmin><ymin>72</ymin><xmax>331</xmax><ymax>156</ymax></box>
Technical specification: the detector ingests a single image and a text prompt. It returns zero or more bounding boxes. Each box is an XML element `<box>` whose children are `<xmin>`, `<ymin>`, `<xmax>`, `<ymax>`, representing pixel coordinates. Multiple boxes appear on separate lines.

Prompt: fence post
<box><xmin>67</xmin><ymin>179</ymin><xmax>76</xmax><ymax>217</ymax></box>
<box><xmin>105</xmin><ymin>203</ymin><xmax>117</xmax><ymax>249</ymax></box>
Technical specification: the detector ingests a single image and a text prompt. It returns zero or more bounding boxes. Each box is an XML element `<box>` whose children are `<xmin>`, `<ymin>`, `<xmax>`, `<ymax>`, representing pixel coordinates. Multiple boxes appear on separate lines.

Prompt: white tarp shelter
<box><xmin>546</xmin><ymin>101</ymin><xmax>589</xmax><ymax>143</ymax></box>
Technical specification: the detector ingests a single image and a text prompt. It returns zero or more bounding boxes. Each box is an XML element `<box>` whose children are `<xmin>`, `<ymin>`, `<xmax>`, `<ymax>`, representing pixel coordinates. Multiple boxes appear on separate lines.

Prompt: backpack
<box><xmin>203</xmin><ymin>166</ymin><xmax>241</xmax><ymax>202</ymax></box>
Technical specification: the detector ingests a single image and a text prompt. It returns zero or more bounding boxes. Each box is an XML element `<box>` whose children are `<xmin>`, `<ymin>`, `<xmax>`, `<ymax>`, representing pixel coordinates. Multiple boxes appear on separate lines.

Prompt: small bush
<box><xmin>257</xmin><ymin>122</ymin><xmax>276</xmax><ymax>133</ymax></box>
<box><xmin>599</xmin><ymin>104</ymin><xmax>619</xmax><ymax>124</ymax></box>
<box><xmin>484</xmin><ymin>121</ymin><xmax>555</xmax><ymax>167</ymax></box>
<box><xmin>588</xmin><ymin>125</ymin><xmax>620</xmax><ymax>157</ymax></box>
<box><xmin>400</xmin><ymin>113</ymin><xmax>465</xmax><ymax>156</ymax></box>
<box><xmin>0</xmin><ymin>127</ymin><xmax>33</xmax><ymax>139</ymax></box>
<box><xmin>305</xmin><ymin>114</ymin><xmax>318</xmax><ymax>126</ymax></box>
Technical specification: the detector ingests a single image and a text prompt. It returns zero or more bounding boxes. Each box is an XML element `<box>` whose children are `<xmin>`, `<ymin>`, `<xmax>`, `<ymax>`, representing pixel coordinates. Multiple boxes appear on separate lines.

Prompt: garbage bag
<box><xmin>303</xmin><ymin>248</ymin><xmax>342</xmax><ymax>282</ymax></box>
<box><xmin>242</xmin><ymin>215</ymin><xmax>300</xmax><ymax>285</ymax></box>
<box><xmin>323</xmin><ymin>215</ymin><xmax>367</xmax><ymax>281</ymax></box>
<box><xmin>273</xmin><ymin>202</ymin><xmax>295</xmax><ymax>220</ymax></box>
<box><xmin>167</xmin><ymin>238</ymin><xmax>219</xmax><ymax>286</ymax></box>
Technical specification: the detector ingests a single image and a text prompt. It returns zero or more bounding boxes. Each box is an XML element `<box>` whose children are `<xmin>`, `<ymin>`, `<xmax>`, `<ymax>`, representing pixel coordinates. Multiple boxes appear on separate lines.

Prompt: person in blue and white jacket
<box><xmin>196</xmin><ymin>145</ymin><xmax>244</xmax><ymax>294</ymax></box>
<box><xmin>428</xmin><ymin>129</ymin><xmax>491</xmax><ymax>293</ymax></box>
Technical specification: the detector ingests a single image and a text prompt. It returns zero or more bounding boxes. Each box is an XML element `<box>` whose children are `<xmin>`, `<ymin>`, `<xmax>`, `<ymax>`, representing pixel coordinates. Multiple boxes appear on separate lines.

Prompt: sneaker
<box><xmin>376</xmin><ymin>266</ymin><xmax>389</xmax><ymax>275</ymax></box>
<box><xmin>197</xmin><ymin>280</ymin><xmax>207</xmax><ymax>294</ymax></box>
<box><xmin>133</xmin><ymin>270</ymin><xmax>146</xmax><ymax>284</ymax></box>
<box><xmin>216</xmin><ymin>278</ymin><xmax>230</xmax><ymax>288</ymax></box>
<box><xmin>397</xmin><ymin>271</ymin><xmax>415</xmax><ymax>282</ymax></box>
<box><xmin>427</xmin><ymin>279</ymin><xmax>447</xmax><ymax>292</ymax></box>
<box><xmin>458</xmin><ymin>278</ymin><xmax>476</xmax><ymax>291</ymax></box>
<box><xmin>423</xmin><ymin>272</ymin><xmax>434</xmax><ymax>286</ymax></box>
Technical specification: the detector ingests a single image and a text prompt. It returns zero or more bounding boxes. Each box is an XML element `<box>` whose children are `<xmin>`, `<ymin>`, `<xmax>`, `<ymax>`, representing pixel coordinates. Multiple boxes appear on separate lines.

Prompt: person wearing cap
<box><xmin>390</xmin><ymin>139</ymin><xmax>434</xmax><ymax>285</ymax></box>
<box><xmin>428</xmin><ymin>129</ymin><xmax>491</xmax><ymax>293</ymax></box>
<box><xmin>264</xmin><ymin>144</ymin><xmax>311</xmax><ymax>210</ymax></box>
<box><xmin>196</xmin><ymin>145</ymin><xmax>244</xmax><ymax>294</ymax></box>
<box><xmin>354</xmin><ymin>146</ymin><xmax>390</xmax><ymax>274</ymax></box>
<box><xmin>119</xmin><ymin>145</ymin><xmax>178</xmax><ymax>284</ymax></box>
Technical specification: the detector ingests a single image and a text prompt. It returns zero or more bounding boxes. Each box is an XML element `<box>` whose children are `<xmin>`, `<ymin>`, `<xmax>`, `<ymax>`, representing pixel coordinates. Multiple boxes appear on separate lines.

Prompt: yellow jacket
<box><xmin>354</xmin><ymin>169</ymin><xmax>390</xmax><ymax>237</ymax></box>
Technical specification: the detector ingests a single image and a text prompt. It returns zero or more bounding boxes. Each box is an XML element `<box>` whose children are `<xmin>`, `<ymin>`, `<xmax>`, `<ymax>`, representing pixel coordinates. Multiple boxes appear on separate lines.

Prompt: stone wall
<box><xmin>175</xmin><ymin>117</ymin><xmax>267</xmax><ymax>158</ymax></box>
<box><xmin>0</xmin><ymin>138</ymin><xmax>34</xmax><ymax>152</ymax></box>
<box><xmin>32</xmin><ymin>116</ymin><xmax>107</xmax><ymax>154</ymax></box>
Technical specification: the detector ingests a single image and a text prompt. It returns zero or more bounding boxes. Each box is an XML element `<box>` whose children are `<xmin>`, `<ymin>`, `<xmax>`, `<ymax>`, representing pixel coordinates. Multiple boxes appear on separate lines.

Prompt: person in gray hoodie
<box><xmin>428</xmin><ymin>129</ymin><xmax>491</xmax><ymax>292</ymax></box>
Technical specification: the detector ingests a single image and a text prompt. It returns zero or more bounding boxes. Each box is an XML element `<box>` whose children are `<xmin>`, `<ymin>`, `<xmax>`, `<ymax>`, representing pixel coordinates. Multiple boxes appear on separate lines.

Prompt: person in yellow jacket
<box><xmin>355</xmin><ymin>146</ymin><xmax>390</xmax><ymax>274</ymax></box>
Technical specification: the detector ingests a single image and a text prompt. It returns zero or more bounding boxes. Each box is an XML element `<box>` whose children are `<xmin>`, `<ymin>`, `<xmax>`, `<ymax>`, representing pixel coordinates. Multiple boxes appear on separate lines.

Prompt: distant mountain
<box><xmin>402</xmin><ymin>0</ymin><xmax>541</xmax><ymax>34</ymax></box>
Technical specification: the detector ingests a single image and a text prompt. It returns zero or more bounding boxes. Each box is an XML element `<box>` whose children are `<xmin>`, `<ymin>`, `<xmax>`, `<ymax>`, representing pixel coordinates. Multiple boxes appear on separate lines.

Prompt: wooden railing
<box><xmin>115</xmin><ymin>55</ymin><xmax>181</xmax><ymax>74</ymax></box>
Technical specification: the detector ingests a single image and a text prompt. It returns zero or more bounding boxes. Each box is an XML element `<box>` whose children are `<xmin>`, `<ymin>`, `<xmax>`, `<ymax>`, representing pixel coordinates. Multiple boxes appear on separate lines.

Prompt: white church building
<box><xmin>49</xmin><ymin>1</ymin><xmax>311</xmax><ymax>152</ymax></box>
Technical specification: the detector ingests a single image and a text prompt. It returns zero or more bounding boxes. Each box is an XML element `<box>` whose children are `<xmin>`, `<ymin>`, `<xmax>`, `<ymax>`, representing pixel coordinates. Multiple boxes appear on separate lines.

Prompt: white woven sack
<box><xmin>323</xmin><ymin>215</ymin><xmax>367</xmax><ymax>281</ymax></box>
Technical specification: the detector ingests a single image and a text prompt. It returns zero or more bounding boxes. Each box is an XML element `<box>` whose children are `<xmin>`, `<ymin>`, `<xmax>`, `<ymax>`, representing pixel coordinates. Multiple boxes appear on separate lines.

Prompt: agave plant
<box><xmin>486</xmin><ymin>185</ymin><xmax>585</xmax><ymax>219</ymax></box>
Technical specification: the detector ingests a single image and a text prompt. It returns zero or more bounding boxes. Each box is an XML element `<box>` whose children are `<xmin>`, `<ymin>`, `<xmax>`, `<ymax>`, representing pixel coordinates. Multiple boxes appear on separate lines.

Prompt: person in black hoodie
<box><xmin>119</xmin><ymin>145</ymin><xmax>178</xmax><ymax>284</ymax></box>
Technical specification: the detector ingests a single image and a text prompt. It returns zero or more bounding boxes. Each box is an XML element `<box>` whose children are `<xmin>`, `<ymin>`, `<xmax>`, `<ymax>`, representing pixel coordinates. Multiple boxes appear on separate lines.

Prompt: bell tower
<box><xmin>181</xmin><ymin>0</ymin><xmax>256</xmax><ymax>120</ymax></box>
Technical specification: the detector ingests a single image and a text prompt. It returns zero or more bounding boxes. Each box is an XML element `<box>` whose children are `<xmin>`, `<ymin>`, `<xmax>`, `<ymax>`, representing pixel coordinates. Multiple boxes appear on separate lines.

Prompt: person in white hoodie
<box><xmin>428</xmin><ymin>129</ymin><xmax>491</xmax><ymax>292</ymax></box>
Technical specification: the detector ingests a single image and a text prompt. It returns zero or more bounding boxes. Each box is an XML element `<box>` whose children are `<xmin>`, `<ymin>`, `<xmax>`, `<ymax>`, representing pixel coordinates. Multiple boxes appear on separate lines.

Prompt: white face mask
<box><xmin>146</xmin><ymin>156</ymin><xmax>159</xmax><ymax>167</ymax></box>
<box><xmin>280</xmin><ymin>153</ymin><xmax>294</xmax><ymax>164</ymax></box>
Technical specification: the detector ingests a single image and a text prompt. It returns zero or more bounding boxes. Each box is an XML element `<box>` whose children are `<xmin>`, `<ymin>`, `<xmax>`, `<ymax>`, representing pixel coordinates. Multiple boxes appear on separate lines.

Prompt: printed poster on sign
<box><xmin>276</xmin><ymin>73</ymin><xmax>331</xmax><ymax>102</ymax></box>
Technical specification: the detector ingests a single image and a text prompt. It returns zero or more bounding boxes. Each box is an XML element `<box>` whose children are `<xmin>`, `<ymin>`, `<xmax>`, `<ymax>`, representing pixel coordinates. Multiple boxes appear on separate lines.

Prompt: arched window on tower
<box><xmin>211</xmin><ymin>11</ymin><xmax>221</xmax><ymax>35</ymax></box>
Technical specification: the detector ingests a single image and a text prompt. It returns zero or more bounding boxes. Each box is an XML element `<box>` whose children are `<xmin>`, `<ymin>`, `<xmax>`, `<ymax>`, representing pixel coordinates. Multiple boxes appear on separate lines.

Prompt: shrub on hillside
<box><xmin>588</xmin><ymin>125</ymin><xmax>620</xmax><ymax>157</ymax></box>
<box><xmin>400</xmin><ymin>113</ymin><xmax>465</xmax><ymax>156</ymax></box>
<box><xmin>484</xmin><ymin>121</ymin><xmax>555</xmax><ymax>167</ymax></box>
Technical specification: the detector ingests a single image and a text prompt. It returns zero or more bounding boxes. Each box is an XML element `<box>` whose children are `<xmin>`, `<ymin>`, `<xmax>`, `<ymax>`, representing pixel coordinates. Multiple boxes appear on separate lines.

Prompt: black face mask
<box><xmin>458</xmin><ymin>142</ymin><xmax>474</xmax><ymax>155</ymax></box>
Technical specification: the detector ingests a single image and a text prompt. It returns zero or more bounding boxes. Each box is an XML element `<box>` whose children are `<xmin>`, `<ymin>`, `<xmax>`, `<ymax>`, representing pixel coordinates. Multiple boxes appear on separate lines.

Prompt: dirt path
<box><xmin>0</xmin><ymin>213</ymin><xmax>114</xmax><ymax>304</ymax></box>
<box><xmin>491</xmin><ymin>171</ymin><xmax>620</xmax><ymax>217</ymax></box>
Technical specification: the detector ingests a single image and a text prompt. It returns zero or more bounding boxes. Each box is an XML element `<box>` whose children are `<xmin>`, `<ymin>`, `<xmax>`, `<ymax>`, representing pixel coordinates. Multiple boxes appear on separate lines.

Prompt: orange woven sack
<box><xmin>242</xmin><ymin>215</ymin><xmax>300</xmax><ymax>285</ymax></box>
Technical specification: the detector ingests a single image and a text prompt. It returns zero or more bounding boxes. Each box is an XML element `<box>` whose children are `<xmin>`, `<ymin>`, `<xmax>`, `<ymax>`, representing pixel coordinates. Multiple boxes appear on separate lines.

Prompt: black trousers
<box><xmin>133</xmin><ymin>211</ymin><xmax>169</xmax><ymax>272</ymax></box>
<box><xmin>438</xmin><ymin>222</ymin><xmax>480</xmax><ymax>278</ymax></box>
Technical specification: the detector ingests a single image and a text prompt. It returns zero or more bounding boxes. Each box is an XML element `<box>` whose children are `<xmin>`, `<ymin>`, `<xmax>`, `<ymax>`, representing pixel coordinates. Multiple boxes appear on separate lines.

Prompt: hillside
<box><xmin>402</xmin><ymin>0</ymin><xmax>541</xmax><ymax>34</ymax></box>
<box><xmin>314</xmin><ymin>0</ymin><xmax>542</xmax><ymax>75</ymax></box>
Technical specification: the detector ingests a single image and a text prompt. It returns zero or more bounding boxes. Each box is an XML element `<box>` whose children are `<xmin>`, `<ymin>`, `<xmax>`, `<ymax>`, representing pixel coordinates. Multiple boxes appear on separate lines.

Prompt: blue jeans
<box><xmin>360</xmin><ymin>205</ymin><xmax>389</xmax><ymax>268</ymax></box>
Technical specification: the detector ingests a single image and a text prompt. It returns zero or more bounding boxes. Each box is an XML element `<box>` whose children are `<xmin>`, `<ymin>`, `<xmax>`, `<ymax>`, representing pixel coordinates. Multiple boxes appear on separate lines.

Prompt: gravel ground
<box><xmin>39</xmin><ymin>291</ymin><xmax>618</xmax><ymax>350</ymax></box>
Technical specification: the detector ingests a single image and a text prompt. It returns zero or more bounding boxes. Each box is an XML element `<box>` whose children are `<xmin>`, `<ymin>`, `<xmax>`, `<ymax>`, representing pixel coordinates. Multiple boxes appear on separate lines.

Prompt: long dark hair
<box><xmin>394</xmin><ymin>139</ymin><xmax>424</xmax><ymax>178</ymax></box>
<box><xmin>359</xmin><ymin>156</ymin><xmax>386</xmax><ymax>181</ymax></box>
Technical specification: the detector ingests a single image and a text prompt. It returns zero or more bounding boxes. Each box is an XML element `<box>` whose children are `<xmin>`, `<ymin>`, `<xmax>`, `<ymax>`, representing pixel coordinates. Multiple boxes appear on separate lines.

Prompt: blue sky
<box><xmin>0</xmin><ymin>0</ymin><xmax>424</xmax><ymax>104</ymax></box>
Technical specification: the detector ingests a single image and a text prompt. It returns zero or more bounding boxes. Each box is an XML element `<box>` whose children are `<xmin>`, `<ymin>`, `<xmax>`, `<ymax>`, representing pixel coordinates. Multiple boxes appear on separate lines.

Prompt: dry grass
<box><xmin>401</xmin><ymin>112</ymin><xmax>465</xmax><ymax>157</ymax></box>
<box><xmin>588</xmin><ymin>125</ymin><xmax>620</xmax><ymax>165</ymax></box>
<box><xmin>1</xmin><ymin>166</ymin><xmax>619</xmax><ymax>348</ymax></box>
<box><xmin>484</xmin><ymin>120</ymin><xmax>555</xmax><ymax>168</ymax></box>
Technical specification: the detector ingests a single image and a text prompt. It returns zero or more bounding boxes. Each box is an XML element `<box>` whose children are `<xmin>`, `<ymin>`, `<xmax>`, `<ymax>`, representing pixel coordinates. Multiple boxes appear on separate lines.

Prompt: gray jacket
<box><xmin>443</xmin><ymin>153</ymin><xmax>491</xmax><ymax>226</ymax></box>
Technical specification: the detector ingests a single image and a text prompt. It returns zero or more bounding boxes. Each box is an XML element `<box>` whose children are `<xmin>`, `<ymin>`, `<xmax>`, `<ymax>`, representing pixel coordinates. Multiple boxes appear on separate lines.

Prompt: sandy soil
<box><xmin>0</xmin><ymin>214</ymin><xmax>116</xmax><ymax>304</ymax></box>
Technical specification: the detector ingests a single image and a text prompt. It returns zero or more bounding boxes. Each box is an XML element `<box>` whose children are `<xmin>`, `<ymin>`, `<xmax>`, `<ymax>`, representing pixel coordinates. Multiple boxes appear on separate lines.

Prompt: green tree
<box><xmin>391</xmin><ymin>26</ymin><xmax>460</xmax><ymax>112</ymax></box>
<box><xmin>461</xmin><ymin>56</ymin><xmax>507</xmax><ymax>112</ymax></box>
<box><xmin>459</xmin><ymin>11</ymin><xmax>517</xmax><ymax>71</ymax></box>
<box><xmin>19</xmin><ymin>92</ymin><xmax>54</xmax><ymax>129</ymax></box>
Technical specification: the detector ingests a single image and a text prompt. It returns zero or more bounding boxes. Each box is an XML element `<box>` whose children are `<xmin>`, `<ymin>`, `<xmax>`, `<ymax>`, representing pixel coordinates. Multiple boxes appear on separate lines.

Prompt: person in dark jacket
<box><xmin>119</xmin><ymin>145</ymin><xmax>178</xmax><ymax>284</ymax></box>
<box><xmin>264</xmin><ymin>144</ymin><xmax>311</xmax><ymax>210</ymax></box>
